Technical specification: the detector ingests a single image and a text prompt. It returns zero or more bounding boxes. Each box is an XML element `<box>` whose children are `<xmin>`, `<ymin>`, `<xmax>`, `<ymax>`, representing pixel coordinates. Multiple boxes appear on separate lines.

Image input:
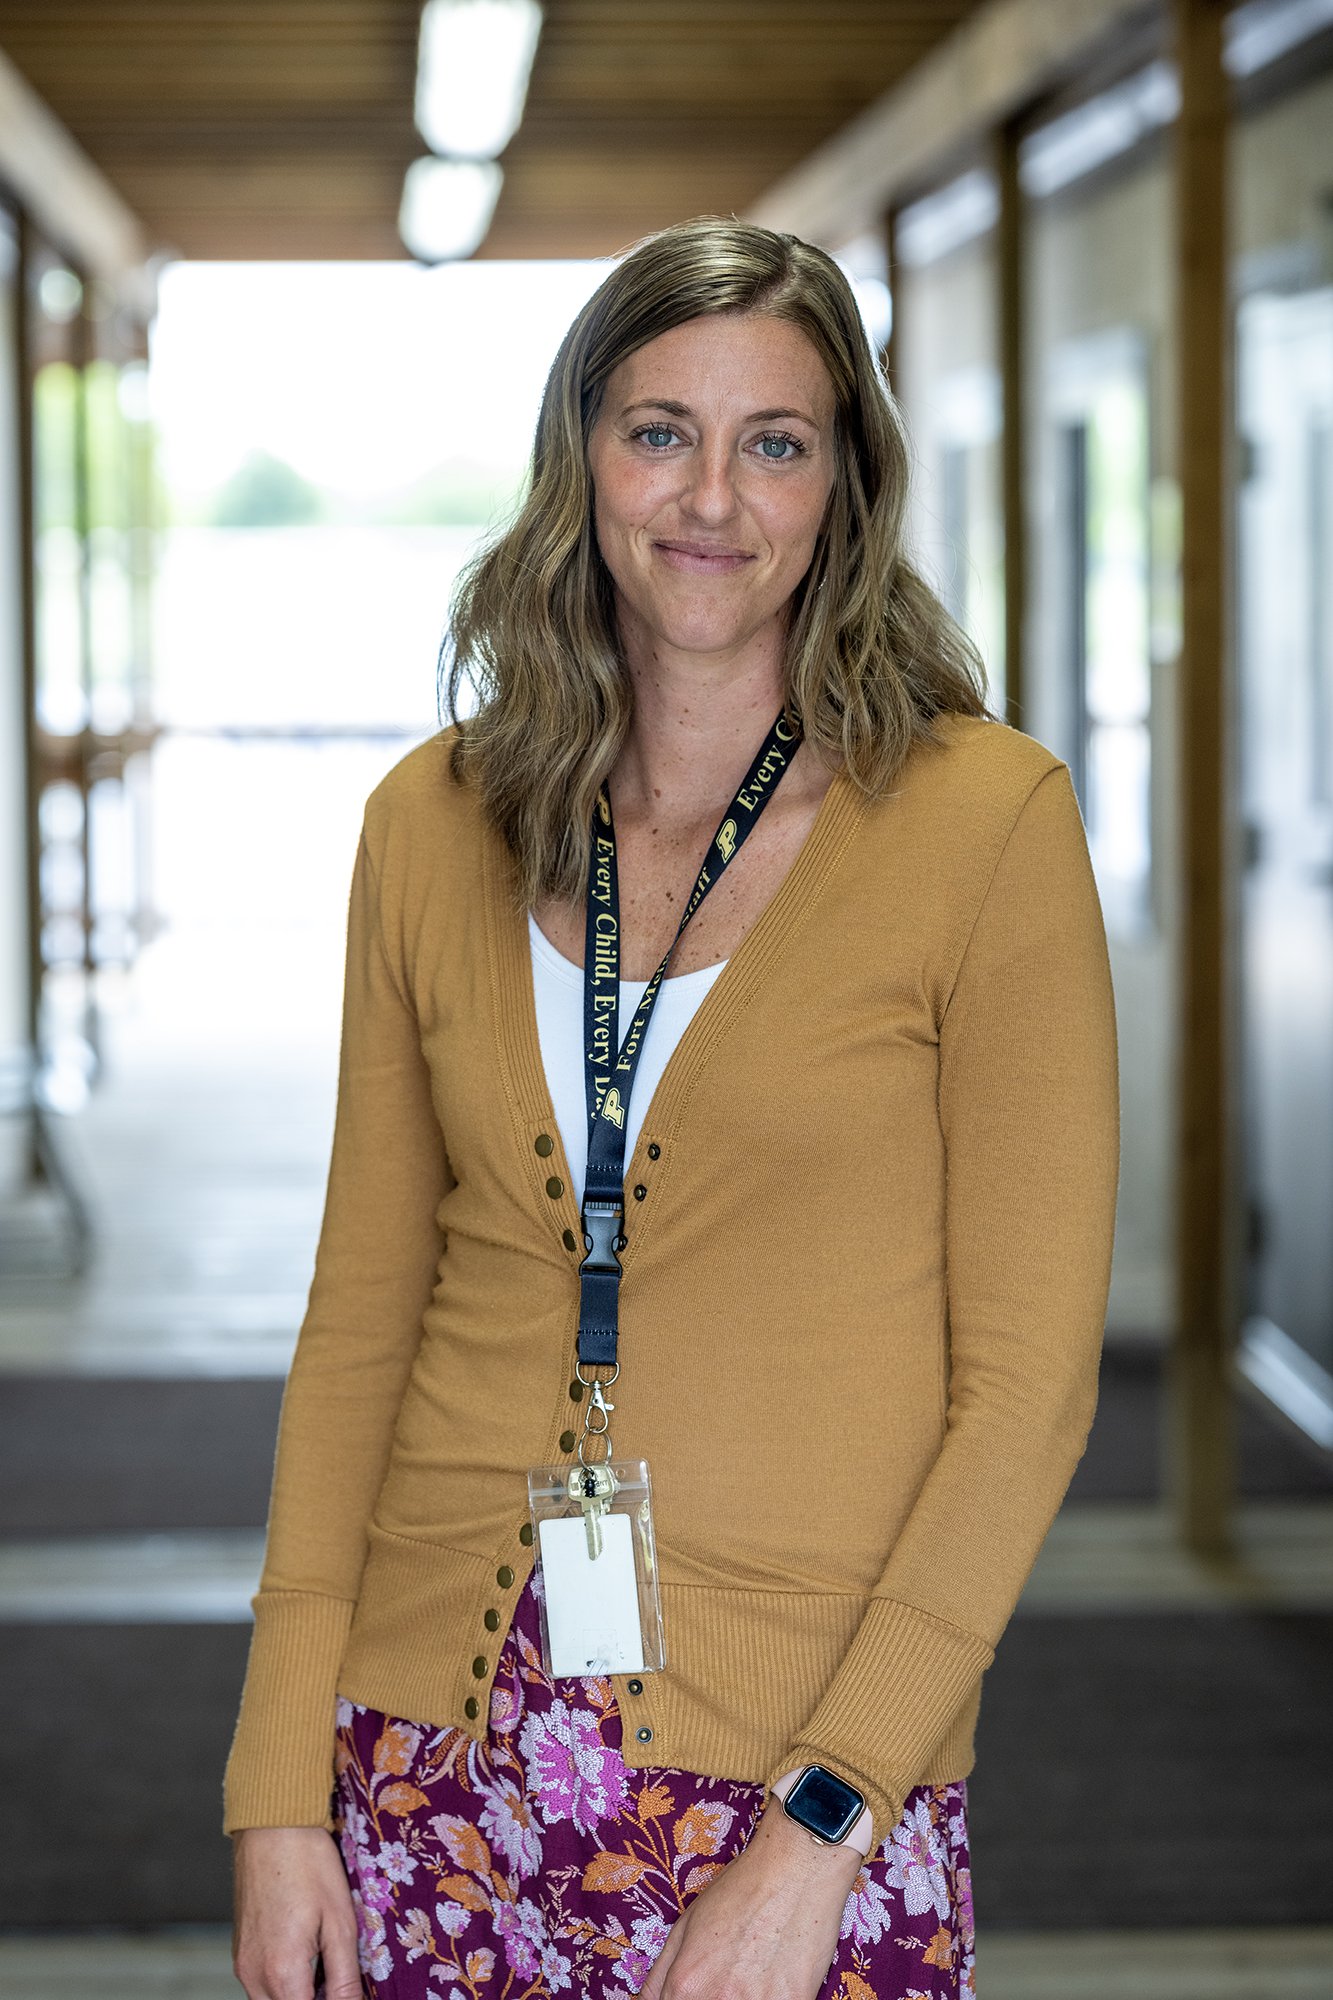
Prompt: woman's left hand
<box><xmin>636</xmin><ymin>1793</ymin><xmax>865</xmax><ymax>2000</ymax></box>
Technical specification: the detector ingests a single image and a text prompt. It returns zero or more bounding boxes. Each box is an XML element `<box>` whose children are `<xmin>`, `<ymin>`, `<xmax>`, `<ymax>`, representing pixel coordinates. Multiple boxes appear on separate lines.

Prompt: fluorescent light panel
<box><xmin>399</xmin><ymin>156</ymin><xmax>503</xmax><ymax>263</ymax></box>
<box><xmin>416</xmin><ymin>0</ymin><xmax>543</xmax><ymax>161</ymax></box>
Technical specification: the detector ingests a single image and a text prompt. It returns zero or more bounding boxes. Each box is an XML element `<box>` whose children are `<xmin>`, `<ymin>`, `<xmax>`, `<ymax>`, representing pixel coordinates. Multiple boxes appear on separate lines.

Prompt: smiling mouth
<box><xmin>652</xmin><ymin>539</ymin><xmax>756</xmax><ymax>573</ymax></box>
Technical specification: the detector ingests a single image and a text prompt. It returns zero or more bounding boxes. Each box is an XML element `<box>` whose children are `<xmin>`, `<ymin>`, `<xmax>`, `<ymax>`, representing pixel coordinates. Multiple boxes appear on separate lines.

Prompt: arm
<box><xmin>224</xmin><ymin>823</ymin><xmax>455</xmax><ymax>1833</ymax></box>
<box><xmin>765</xmin><ymin>761</ymin><xmax>1121</xmax><ymax>1854</ymax></box>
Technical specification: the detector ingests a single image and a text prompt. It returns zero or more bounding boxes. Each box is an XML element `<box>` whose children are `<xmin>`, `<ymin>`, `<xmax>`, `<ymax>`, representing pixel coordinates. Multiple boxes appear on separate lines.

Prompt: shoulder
<box><xmin>859</xmin><ymin>712</ymin><xmax>1072</xmax><ymax>862</ymax></box>
<box><xmin>360</xmin><ymin>725</ymin><xmax>483</xmax><ymax>876</ymax></box>
<box><xmin>907</xmin><ymin>712</ymin><xmax>1068</xmax><ymax>823</ymax></box>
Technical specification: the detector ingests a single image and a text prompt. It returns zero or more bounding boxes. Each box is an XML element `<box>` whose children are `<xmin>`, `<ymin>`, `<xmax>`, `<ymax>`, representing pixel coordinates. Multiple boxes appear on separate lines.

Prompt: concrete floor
<box><xmin>1</xmin><ymin>1927</ymin><xmax>1331</xmax><ymax>1999</ymax></box>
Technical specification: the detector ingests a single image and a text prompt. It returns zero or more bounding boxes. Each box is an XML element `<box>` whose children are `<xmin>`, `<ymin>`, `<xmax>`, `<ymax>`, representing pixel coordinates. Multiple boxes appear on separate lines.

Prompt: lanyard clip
<box><xmin>579</xmin><ymin>1198</ymin><xmax>624</xmax><ymax>1278</ymax></box>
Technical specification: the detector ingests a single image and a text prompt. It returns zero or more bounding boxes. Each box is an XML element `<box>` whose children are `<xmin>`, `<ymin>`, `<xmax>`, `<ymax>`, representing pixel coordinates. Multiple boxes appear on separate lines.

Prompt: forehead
<box><xmin>604</xmin><ymin>312</ymin><xmax>836</xmax><ymax>416</ymax></box>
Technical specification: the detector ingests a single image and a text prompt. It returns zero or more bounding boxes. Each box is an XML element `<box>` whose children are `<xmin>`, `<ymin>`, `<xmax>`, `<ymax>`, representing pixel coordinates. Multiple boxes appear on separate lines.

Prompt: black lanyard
<box><xmin>576</xmin><ymin>708</ymin><xmax>801</xmax><ymax>1367</ymax></box>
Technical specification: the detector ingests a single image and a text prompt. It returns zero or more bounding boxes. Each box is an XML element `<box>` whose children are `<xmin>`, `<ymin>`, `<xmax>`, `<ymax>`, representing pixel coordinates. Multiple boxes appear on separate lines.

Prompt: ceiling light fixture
<box><xmin>415</xmin><ymin>0</ymin><xmax>543</xmax><ymax>161</ymax></box>
<box><xmin>399</xmin><ymin>156</ymin><xmax>504</xmax><ymax>263</ymax></box>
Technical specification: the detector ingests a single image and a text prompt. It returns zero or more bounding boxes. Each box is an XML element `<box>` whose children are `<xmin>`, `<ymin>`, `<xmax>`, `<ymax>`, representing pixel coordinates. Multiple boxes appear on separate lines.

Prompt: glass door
<box><xmin>1236</xmin><ymin>286</ymin><xmax>1333</xmax><ymax>1448</ymax></box>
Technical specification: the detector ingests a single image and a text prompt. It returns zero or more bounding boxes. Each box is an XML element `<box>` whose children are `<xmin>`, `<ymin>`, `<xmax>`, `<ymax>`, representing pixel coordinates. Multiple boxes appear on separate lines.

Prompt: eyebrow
<box><xmin>618</xmin><ymin>398</ymin><xmax>821</xmax><ymax>428</ymax></box>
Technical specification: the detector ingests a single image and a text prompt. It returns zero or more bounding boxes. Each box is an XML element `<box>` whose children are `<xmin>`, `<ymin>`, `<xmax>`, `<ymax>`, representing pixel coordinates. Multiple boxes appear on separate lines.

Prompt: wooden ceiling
<box><xmin>0</xmin><ymin>1</ymin><xmax>982</xmax><ymax>261</ymax></box>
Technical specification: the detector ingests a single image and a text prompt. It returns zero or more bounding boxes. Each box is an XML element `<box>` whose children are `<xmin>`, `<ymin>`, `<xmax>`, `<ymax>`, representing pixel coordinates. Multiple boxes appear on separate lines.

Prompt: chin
<box><xmin>639</xmin><ymin>594</ymin><xmax>770</xmax><ymax>659</ymax></box>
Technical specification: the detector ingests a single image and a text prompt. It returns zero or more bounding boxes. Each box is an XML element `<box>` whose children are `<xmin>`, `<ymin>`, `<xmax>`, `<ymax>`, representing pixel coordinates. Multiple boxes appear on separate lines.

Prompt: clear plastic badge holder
<box><xmin>526</xmin><ymin>1457</ymin><xmax>667</xmax><ymax>1680</ymax></box>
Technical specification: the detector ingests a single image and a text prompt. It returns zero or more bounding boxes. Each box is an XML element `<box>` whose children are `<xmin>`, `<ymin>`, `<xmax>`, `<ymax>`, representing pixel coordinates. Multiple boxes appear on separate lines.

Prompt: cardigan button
<box><xmin>472</xmin><ymin>1656</ymin><xmax>488</xmax><ymax>1678</ymax></box>
<box><xmin>568</xmin><ymin>1378</ymin><xmax>584</xmax><ymax>1402</ymax></box>
<box><xmin>519</xmin><ymin>1522</ymin><xmax>534</xmax><ymax>1546</ymax></box>
<box><xmin>636</xmin><ymin>1726</ymin><xmax>653</xmax><ymax>1744</ymax></box>
<box><xmin>535</xmin><ymin>1134</ymin><xmax>555</xmax><ymax>1157</ymax></box>
<box><xmin>497</xmin><ymin>1565</ymin><xmax>514</xmax><ymax>1588</ymax></box>
<box><xmin>484</xmin><ymin>1609</ymin><xmax>500</xmax><ymax>1632</ymax></box>
<box><xmin>626</xmin><ymin>1678</ymin><xmax>644</xmax><ymax>1696</ymax></box>
<box><xmin>647</xmin><ymin>1143</ymin><xmax>661</xmax><ymax>1160</ymax></box>
<box><xmin>562</xmin><ymin>1228</ymin><xmax>578</xmax><ymax>1253</ymax></box>
<box><xmin>633</xmin><ymin>1184</ymin><xmax>647</xmax><ymax>1202</ymax></box>
<box><xmin>559</xmin><ymin>1429</ymin><xmax>577</xmax><ymax>1452</ymax></box>
<box><xmin>464</xmin><ymin>1696</ymin><xmax>479</xmax><ymax>1720</ymax></box>
<box><xmin>546</xmin><ymin>1176</ymin><xmax>564</xmax><ymax>1200</ymax></box>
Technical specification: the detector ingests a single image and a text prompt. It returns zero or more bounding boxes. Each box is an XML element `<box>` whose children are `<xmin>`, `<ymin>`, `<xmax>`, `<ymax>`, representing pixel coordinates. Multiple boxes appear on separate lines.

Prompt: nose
<box><xmin>680</xmin><ymin>439</ymin><xmax>741</xmax><ymax>528</ymax></box>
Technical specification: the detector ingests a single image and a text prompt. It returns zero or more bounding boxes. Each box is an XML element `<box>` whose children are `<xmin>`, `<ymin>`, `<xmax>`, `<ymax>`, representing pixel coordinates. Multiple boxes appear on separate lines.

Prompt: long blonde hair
<box><xmin>445</xmin><ymin>215</ymin><xmax>995</xmax><ymax>904</ymax></box>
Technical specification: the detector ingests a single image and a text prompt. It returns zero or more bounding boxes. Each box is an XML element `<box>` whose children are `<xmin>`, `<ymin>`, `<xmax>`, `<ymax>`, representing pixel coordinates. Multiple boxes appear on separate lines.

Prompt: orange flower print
<box><xmin>923</xmin><ymin>1927</ymin><xmax>955</xmax><ymax>1969</ymax></box>
<box><xmin>373</xmin><ymin>1720</ymin><xmax>421</xmax><ymax>1777</ymax></box>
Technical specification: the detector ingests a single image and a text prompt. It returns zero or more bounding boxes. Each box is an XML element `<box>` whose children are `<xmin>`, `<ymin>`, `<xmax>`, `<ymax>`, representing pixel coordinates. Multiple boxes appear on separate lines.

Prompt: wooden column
<box><xmin>996</xmin><ymin>117</ymin><xmax>1027</xmax><ymax>732</ymax></box>
<box><xmin>1171</xmin><ymin>0</ymin><xmax>1235</xmax><ymax>1554</ymax></box>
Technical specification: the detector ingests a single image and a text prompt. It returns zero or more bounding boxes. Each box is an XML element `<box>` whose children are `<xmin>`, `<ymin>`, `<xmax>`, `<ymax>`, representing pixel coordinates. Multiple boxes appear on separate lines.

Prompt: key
<box><xmin>568</xmin><ymin>1460</ymin><xmax>617</xmax><ymax>1561</ymax></box>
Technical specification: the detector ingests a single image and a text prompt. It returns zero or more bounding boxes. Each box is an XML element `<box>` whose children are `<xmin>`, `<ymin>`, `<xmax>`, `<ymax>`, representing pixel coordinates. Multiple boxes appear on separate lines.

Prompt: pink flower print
<box><xmin>885</xmin><ymin>1796</ymin><xmax>951</xmax><ymax>1921</ymax></box>
<box><xmin>478</xmin><ymin>1772</ymin><xmax>543</xmax><ymax>1879</ymax></box>
<box><xmin>356</xmin><ymin>1900</ymin><xmax>394</xmax><ymax>1983</ymax></box>
<box><xmin>839</xmin><ymin>1865</ymin><xmax>896</xmax><ymax>1946</ymax></box>
<box><xmin>954</xmin><ymin>1863</ymin><xmax>975</xmax><ymax>1949</ymax></box>
<box><xmin>492</xmin><ymin>1895</ymin><xmax>544</xmax><ymax>1979</ymax></box>
<box><xmin>517</xmin><ymin>1699</ymin><xmax>629</xmax><ymax>1836</ymax></box>
<box><xmin>359</xmin><ymin>1863</ymin><xmax>395</xmax><ymax>1916</ymax></box>
<box><xmin>396</xmin><ymin>1908</ymin><xmax>434</xmax><ymax>1962</ymax></box>
<box><xmin>339</xmin><ymin>1800</ymin><xmax>371</xmax><ymax>1867</ymax></box>
<box><xmin>377</xmin><ymin>1839</ymin><xmax>417</xmax><ymax>1884</ymax></box>
<box><xmin>617</xmin><ymin>1949</ymin><xmax>653</xmax><ymax>1990</ymax></box>
<box><xmin>615</xmin><ymin>1912</ymin><xmax>673</xmax><ymax>1992</ymax></box>
<box><xmin>488</xmin><ymin>1660</ymin><xmax>523</xmax><ymax>1734</ymax></box>
<box><xmin>630</xmin><ymin>1913</ymin><xmax>671</xmax><ymax>1960</ymax></box>
<box><xmin>433</xmin><ymin>1901</ymin><xmax>472</xmax><ymax>1940</ymax></box>
<box><xmin>540</xmin><ymin>1940</ymin><xmax>573</xmax><ymax>1990</ymax></box>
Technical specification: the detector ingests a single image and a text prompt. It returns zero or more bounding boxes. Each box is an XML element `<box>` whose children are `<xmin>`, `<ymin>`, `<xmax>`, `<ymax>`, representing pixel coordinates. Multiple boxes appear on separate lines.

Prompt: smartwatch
<box><xmin>774</xmin><ymin>1763</ymin><xmax>871</xmax><ymax>1851</ymax></box>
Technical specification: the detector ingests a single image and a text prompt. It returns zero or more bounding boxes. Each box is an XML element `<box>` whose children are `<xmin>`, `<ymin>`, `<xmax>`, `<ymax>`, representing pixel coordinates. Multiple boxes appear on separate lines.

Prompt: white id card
<box><xmin>537</xmin><ymin>1512</ymin><xmax>646</xmax><ymax>1676</ymax></box>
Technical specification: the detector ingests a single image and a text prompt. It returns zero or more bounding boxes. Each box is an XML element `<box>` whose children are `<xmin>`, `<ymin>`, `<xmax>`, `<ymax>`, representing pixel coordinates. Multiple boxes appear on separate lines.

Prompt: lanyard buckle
<box><xmin>579</xmin><ymin>1198</ymin><xmax>624</xmax><ymax>1277</ymax></box>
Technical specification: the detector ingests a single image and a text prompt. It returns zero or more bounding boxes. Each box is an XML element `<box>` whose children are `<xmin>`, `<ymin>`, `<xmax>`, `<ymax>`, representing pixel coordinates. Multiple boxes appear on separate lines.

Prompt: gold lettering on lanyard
<box><xmin>716</xmin><ymin>818</ymin><xmax>737</xmax><ymax>863</ymax></box>
<box><xmin>600</xmin><ymin>1086</ymin><xmax>626</xmax><ymax>1129</ymax></box>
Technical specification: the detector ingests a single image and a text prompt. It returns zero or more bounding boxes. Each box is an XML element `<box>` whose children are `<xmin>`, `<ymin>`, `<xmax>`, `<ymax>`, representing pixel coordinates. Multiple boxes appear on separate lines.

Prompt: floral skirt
<box><xmin>329</xmin><ymin>1569</ymin><xmax>975</xmax><ymax>2000</ymax></box>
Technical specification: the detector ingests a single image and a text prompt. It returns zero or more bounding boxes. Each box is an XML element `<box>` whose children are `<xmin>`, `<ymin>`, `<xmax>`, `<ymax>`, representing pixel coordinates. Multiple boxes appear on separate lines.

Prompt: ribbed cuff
<box><xmin>764</xmin><ymin>1595</ymin><xmax>994</xmax><ymax>1856</ymax></box>
<box><xmin>223</xmin><ymin>1589</ymin><xmax>357</xmax><ymax>1834</ymax></box>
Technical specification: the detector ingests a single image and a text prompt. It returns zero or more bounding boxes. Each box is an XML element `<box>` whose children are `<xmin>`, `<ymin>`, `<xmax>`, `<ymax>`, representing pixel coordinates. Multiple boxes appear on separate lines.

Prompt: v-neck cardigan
<box><xmin>223</xmin><ymin>712</ymin><xmax>1120</xmax><ymax>1854</ymax></box>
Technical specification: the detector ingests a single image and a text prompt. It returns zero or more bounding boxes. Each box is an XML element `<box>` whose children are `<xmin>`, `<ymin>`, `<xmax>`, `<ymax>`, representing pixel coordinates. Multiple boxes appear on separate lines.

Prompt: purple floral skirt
<box><xmin>329</xmin><ymin>1569</ymin><xmax>975</xmax><ymax>1999</ymax></box>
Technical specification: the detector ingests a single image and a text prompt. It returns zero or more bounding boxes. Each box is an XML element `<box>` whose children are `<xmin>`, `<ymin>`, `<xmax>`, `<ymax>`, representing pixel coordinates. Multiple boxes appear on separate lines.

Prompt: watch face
<box><xmin>784</xmin><ymin>1765</ymin><xmax>864</xmax><ymax>1843</ymax></box>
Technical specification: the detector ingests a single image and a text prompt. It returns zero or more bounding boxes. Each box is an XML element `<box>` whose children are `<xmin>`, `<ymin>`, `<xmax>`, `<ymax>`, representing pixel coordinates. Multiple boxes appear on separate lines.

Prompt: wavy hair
<box><xmin>444</xmin><ymin>214</ymin><xmax>995</xmax><ymax>905</ymax></box>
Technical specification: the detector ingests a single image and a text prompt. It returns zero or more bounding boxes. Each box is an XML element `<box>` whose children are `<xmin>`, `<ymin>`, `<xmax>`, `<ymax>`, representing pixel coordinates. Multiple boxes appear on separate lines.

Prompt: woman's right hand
<box><xmin>232</xmin><ymin>1826</ymin><xmax>362</xmax><ymax>2000</ymax></box>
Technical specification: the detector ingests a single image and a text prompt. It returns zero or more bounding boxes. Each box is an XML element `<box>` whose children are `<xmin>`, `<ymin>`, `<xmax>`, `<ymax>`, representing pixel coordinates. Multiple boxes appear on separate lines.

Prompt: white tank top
<box><xmin>528</xmin><ymin>911</ymin><xmax>728</xmax><ymax>1206</ymax></box>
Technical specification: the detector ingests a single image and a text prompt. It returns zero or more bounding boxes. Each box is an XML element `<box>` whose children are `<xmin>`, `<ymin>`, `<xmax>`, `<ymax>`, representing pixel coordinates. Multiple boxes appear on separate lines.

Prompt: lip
<box><xmin>652</xmin><ymin>539</ymin><xmax>756</xmax><ymax>575</ymax></box>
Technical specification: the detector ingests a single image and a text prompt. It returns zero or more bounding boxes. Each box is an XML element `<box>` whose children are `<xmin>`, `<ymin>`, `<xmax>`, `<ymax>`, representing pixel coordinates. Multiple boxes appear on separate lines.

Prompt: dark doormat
<box><xmin>0</xmin><ymin>1379</ymin><xmax>284</xmax><ymax>1535</ymax></box>
<box><xmin>2</xmin><ymin>1609</ymin><xmax>1331</xmax><ymax>1930</ymax></box>
<box><xmin>0</xmin><ymin>1623</ymin><xmax>251</xmax><ymax>1927</ymax></box>
<box><xmin>970</xmin><ymin>1609</ymin><xmax>1333</xmax><ymax>1929</ymax></box>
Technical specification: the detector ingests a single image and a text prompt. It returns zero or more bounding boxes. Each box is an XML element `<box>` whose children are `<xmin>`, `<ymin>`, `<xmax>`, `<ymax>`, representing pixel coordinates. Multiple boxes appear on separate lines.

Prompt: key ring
<box><xmin>577</xmin><ymin>1379</ymin><xmax>615</xmax><ymax>1468</ymax></box>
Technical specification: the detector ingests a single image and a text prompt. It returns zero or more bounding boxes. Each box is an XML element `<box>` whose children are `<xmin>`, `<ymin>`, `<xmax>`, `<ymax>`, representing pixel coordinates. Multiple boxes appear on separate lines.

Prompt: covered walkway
<box><xmin>2</xmin><ymin>2</ymin><xmax>1332</xmax><ymax>1994</ymax></box>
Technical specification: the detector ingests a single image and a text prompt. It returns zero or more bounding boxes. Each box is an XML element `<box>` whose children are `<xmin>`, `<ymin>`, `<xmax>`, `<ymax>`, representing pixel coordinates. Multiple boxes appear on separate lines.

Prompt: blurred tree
<box><xmin>211</xmin><ymin>451</ymin><xmax>324</xmax><ymax>527</ymax></box>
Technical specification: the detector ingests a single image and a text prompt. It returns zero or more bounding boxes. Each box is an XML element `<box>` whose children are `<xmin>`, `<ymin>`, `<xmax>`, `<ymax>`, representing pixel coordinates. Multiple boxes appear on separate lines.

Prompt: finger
<box><xmin>318</xmin><ymin>1913</ymin><xmax>364</xmax><ymax>2000</ymax></box>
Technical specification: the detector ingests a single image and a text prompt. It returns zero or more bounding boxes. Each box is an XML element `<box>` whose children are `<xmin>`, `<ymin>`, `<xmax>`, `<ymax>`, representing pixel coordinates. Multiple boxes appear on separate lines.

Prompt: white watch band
<box><xmin>770</xmin><ymin>1765</ymin><xmax>874</xmax><ymax>1858</ymax></box>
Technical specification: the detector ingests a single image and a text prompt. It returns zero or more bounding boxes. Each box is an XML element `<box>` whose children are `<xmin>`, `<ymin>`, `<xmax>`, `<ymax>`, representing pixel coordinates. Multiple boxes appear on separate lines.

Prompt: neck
<box><xmin>612</xmin><ymin>616</ymin><xmax>787</xmax><ymax>822</ymax></box>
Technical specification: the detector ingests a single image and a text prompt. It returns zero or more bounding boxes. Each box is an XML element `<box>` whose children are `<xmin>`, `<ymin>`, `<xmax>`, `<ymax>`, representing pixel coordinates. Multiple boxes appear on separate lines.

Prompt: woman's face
<box><xmin>586</xmin><ymin>311</ymin><xmax>837</xmax><ymax>667</ymax></box>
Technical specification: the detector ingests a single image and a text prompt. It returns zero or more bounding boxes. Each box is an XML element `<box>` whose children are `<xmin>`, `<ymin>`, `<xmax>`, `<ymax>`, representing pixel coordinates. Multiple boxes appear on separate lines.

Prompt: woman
<box><xmin>228</xmin><ymin>216</ymin><xmax>1119</xmax><ymax>2000</ymax></box>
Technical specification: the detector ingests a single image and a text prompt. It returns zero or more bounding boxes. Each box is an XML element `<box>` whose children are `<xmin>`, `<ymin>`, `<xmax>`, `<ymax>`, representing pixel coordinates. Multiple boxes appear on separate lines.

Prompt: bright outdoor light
<box><xmin>399</xmin><ymin>156</ymin><xmax>504</xmax><ymax>263</ymax></box>
<box><xmin>415</xmin><ymin>0</ymin><xmax>543</xmax><ymax>161</ymax></box>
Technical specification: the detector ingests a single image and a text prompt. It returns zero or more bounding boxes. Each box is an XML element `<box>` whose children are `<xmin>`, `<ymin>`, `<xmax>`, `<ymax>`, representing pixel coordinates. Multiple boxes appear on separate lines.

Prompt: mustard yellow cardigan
<box><xmin>224</xmin><ymin>712</ymin><xmax>1120</xmax><ymax>1854</ymax></box>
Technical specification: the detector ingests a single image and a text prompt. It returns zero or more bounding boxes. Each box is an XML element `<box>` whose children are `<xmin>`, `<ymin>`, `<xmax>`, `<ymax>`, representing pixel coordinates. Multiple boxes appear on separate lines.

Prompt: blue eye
<box><xmin>757</xmin><ymin>432</ymin><xmax>803</xmax><ymax>460</ymax></box>
<box><xmin>637</xmin><ymin>425</ymin><xmax>677</xmax><ymax>449</ymax></box>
